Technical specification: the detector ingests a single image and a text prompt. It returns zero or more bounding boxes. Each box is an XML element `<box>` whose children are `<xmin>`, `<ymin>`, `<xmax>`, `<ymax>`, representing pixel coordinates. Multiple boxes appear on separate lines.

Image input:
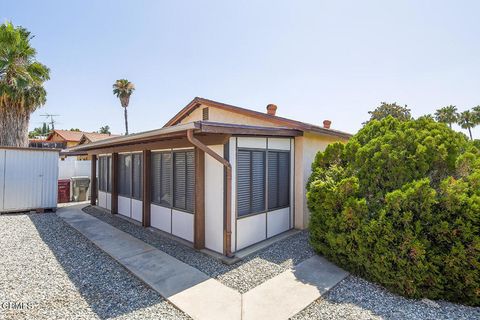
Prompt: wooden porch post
<box><xmin>142</xmin><ymin>150</ymin><xmax>151</xmax><ymax>227</ymax></box>
<box><xmin>194</xmin><ymin>147</ymin><xmax>205</xmax><ymax>249</ymax></box>
<box><xmin>111</xmin><ymin>152</ymin><xmax>118</xmax><ymax>214</ymax></box>
<box><xmin>90</xmin><ymin>154</ymin><xmax>97</xmax><ymax>206</ymax></box>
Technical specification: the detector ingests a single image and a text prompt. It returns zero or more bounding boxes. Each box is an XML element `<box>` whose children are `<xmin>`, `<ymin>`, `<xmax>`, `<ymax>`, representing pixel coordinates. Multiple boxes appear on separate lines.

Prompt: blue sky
<box><xmin>3</xmin><ymin>1</ymin><xmax>480</xmax><ymax>137</ymax></box>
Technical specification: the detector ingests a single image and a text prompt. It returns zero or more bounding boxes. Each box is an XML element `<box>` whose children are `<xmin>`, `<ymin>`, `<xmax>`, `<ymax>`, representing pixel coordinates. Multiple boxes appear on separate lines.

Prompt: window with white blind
<box><xmin>237</xmin><ymin>149</ymin><xmax>266</xmax><ymax>217</ymax></box>
<box><xmin>117</xmin><ymin>153</ymin><xmax>142</xmax><ymax>199</ymax></box>
<box><xmin>268</xmin><ymin>151</ymin><xmax>290</xmax><ymax>210</ymax></box>
<box><xmin>151</xmin><ymin>150</ymin><xmax>195</xmax><ymax>213</ymax></box>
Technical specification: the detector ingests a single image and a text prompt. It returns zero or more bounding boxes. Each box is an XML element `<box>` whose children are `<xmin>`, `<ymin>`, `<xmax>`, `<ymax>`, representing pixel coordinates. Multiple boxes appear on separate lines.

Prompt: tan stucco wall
<box><xmin>180</xmin><ymin>104</ymin><xmax>278</xmax><ymax>127</ymax></box>
<box><xmin>294</xmin><ymin>132</ymin><xmax>348</xmax><ymax>229</ymax></box>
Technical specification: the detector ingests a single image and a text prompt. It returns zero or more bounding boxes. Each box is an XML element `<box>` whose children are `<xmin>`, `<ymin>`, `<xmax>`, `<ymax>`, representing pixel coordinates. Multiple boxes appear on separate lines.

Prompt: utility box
<box><xmin>58</xmin><ymin>179</ymin><xmax>70</xmax><ymax>203</ymax></box>
<box><xmin>70</xmin><ymin>176</ymin><xmax>90</xmax><ymax>202</ymax></box>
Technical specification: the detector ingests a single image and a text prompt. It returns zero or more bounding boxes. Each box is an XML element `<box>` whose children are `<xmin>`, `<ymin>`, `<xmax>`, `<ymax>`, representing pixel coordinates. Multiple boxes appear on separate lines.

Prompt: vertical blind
<box><xmin>237</xmin><ymin>150</ymin><xmax>266</xmax><ymax>217</ymax></box>
<box><xmin>117</xmin><ymin>153</ymin><xmax>143</xmax><ymax>199</ymax></box>
<box><xmin>151</xmin><ymin>150</ymin><xmax>195</xmax><ymax>213</ymax></box>
<box><xmin>98</xmin><ymin>156</ymin><xmax>111</xmax><ymax>192</ymax></box>
<box><xmin>237</xmin><ymin>148</ymin><xmax>290</xmax><ymax>217</ymax></box>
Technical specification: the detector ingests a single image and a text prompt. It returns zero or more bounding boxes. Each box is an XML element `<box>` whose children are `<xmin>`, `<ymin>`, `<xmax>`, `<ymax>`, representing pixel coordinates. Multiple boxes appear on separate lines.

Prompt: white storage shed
<box><xmin>0</xmin><ymin>147</ymin><xmax>59</xmax><ymax>213</ymax></box>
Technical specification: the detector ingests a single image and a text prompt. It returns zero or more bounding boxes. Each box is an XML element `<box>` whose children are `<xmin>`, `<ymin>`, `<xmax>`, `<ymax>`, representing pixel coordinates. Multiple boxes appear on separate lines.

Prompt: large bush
<box><xmin>307</xmin><ymin>116</ymin><xmax>480</xmax><ymax>305</ymax></box>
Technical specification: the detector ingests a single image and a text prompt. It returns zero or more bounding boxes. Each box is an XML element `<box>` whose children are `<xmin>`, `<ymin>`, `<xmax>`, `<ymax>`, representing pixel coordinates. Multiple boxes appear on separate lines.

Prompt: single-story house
<box><xmin>68</xmin><ymin>97</ymin><xmax>351</xmax><ymax>257</ymax></box>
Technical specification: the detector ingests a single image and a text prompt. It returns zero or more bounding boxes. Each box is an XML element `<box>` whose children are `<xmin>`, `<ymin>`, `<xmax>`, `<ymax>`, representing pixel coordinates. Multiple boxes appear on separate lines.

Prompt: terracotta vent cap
<box><xmin>323</xmin><ymin>120</ymin><xmax>332</xmax><ymax>129</ymax></box>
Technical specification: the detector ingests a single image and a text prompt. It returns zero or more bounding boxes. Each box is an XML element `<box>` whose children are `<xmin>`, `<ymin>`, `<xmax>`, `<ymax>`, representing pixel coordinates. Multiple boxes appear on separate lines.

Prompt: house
<box><xmin>47</xmin><ymin>130</ymin><xmax>116</xmax><ymax>160</ymax></box>
<box><xmin>68</xmin><ymin>97</ymin><xmax>351</xmax><ymax>257</ymax></box>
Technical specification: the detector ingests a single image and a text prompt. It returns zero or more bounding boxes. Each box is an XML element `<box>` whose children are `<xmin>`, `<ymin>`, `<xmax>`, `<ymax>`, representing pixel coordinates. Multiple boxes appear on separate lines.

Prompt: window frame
<box><xmin>236</xmin><ymin>148</ymin><xmax>267</xmax><ymax>218</ymax></box>
<box><xmin>150</xmin><ymin>149</ymin><xmax>195</xmax><ymax>214</ymax></box>
<box><xmin>267</xmin><ymin>150</ymin><xmax>291</xmax><ymax>211</ymax></box>
<box><xmin>117</xmin><ymin>152</ymin><xmax>143</xmax><ymax>200</ymax></box>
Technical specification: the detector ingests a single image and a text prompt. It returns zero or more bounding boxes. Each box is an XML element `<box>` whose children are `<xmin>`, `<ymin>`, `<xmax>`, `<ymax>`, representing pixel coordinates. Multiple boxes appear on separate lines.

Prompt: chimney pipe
<box><xmin>323</xmin><ymin>120</ymin><xmax>331</xmax><ymax>129</ymax></box>
<box><xmin>266</xmin><ymin>104</ymin><xmax>277</xmax><ymax>116</ymax></box>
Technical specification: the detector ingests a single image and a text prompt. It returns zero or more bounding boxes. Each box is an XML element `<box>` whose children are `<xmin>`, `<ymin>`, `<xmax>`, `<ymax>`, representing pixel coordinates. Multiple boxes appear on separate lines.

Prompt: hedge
<box><xmin>307</xmin><ymin>116</ymin><xmax>480</xmax><ymax>305</ymax></box>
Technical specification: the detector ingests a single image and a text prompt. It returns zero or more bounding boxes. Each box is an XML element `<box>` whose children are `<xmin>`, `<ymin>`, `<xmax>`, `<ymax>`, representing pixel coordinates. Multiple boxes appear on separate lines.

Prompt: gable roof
<box><xmin>164</xmin><ymin>97</ymin><xmax>352</xmax><ymax>139</ymax></box>
<box><xmin>78</xmin><ymin>132</ymin><xmax>119</xmax><ymax>145</ymax></box>
<box><xmin>46</xmin><ymin>130</ymin><xmax>85</xmax><ymax>142</ymax></box>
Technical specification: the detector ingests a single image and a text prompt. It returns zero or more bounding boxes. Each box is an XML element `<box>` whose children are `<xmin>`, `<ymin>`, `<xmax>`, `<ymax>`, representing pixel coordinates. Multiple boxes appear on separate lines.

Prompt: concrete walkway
<box><xmin>58</xmin><ymin>205</ymin><xmax>348</xmax><ymax>320</ymax></box>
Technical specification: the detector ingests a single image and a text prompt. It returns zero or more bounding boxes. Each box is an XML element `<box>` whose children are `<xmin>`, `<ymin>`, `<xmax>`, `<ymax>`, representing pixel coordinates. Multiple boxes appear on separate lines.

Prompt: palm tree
<box><xmin>434</xmin><ymin>105</ymin><xmax>458</xmax><ymax>128</ymax></box>
<box><xmin>0</xmin><ymin>22</ymin><xmax>50</xmax><ymax>147</ymax></box>
<box><xmin>112</xmin><ymin>79</ymin><xmax>135</xmax><ymax>135</ymax></box>
<box><xmin>457</xmin><ymin>110</ymin><xmax>476</xmax><ymax>140</ymax></box>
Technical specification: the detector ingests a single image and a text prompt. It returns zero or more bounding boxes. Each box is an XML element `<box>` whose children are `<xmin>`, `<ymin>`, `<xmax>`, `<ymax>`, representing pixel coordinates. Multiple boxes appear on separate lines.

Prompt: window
<box><xmin>132</xmin><ymin>153</ymin><xmax>143</xmax><ymax>200</ymax></box>
<box><xmin>202</xmin><ymin>107</ymin><xmax>209</xmax><ymax>120</ymax></box>
<box><xmin>268</xmin><ymin>151</ymin><xmax>290</xmax><ymax>210</ymax></box>
<box><xmin>151</xmin><ymin>152</ymin><xmax>172</xmax><ymax>206</ymax></box>
<box><xmin>237</xmin><ymin>149</ymin><xmax>266</xmax><ymax>217</ymax></box>
<box><xmin>173</xmin><ymin>151</ymin><xmax>195</xmax><ymax>212</ymax></box>
<box><xmin>118</xmin><ymin>153</ymin><xmax>143</xmax><ymax>199</ymax></box>
<box><xmin>98</xmin><ymin>156</ymin><xmax>111</xmax><ymax>192</ymax></box>
<box><xmin>151</xmin><ymin>150</ymin><xmax>195</xmax><ymax>213</ymax></box>
<box><xmin>106</xmin><ymin>156</ymin><xmax>112</xmax><ymax>193</ymax></box>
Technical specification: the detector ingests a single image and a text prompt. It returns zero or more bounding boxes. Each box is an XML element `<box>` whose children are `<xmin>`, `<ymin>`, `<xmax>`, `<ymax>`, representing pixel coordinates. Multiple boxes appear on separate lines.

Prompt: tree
<box><xmin>434</xmin><ymin>105</ymin><xmax>458</xmax><ymax>128</ymax></box>
<box><xmin>112</xmin><ymin>79</ymin><xmax>135</xmax><ymax>135</ymax></box>
<box><xmin>457</xmin><ymin>110</ymin><xmax>476</xmax><ymax>140</ymax></box>
<box><xmin>28</xmin><ymin>122</ymin><xmax>50</xmax><ymax>138</ymax></box>
<box><xmin>0</xmin><ymin>22</ymin><xmax>50</xmax><ymax>147</ymax></box>
<box><xmin>365</xmin><ymin>102</ymin><xmax>412</xmax><ymax>124</ymax></box>
<box><xmin>99</xmin><ymin>125</ymin><xmax>110</xmax><ymax>134</ymax></box>
<box><xmin>69</xmin><ymin>128</ymin><xmax>80</xmax><ymax>132</ymax></box>
<box><xmin>307</xmin><ymin>116</ymin><xmax>479</xmax><ymax>305</ymax></box>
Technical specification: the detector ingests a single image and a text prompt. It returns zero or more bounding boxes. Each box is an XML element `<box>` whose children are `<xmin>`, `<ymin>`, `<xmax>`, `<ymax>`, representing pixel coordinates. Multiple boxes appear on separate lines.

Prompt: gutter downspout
<box><xmin>186</xmin><ymin>129</ymin><xmax>234</xmax><ymax>257</ymax></box>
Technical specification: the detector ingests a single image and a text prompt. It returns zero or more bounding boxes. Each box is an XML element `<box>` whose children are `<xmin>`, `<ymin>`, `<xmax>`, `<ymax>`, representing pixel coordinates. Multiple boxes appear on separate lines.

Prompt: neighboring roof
<box><xmin>67</xmin><ymin>121</ymin><xmax>302</xmax><ymax>153</ymax></box>
<box><xmin>164</xmin><ymin>97</ymin><xmax>352</xmax><ymax>139</ymax></box>
<box><xmin>79</xmin><ymin>132</ymin><xmax>119</xmax><ymax>144</ymax></box>
<box><xmin>46</xmin><ymin>130</ymin><xmax>118</xmax><ymax>144</ymax></box>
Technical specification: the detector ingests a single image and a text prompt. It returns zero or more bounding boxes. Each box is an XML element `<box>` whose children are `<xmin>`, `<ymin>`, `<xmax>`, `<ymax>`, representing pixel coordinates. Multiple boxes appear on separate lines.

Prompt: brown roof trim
<box><xmin>66</xmin><ymin>121</ymin><xmax>302</xmax><ymax>153</ymax></box>
<box><xmin>164</xmin><ymin>97</ymin><xmax>352</xmax><ymax>139</ymax></box>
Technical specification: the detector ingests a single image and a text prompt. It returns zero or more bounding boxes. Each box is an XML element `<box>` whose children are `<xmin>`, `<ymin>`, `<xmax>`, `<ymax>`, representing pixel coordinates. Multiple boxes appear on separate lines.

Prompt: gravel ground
<box><xmin>83</xmin><ymin>205</ymin><xmax>315</xmax><ymax>293</ymax></box>
<box><xmin>292</xmin><ymin>276</ymin><xmax>480</xmax><ymax>320</ymax></box>
<box><xmin>84</xmin><ymin>206</ymin><xmax>480</xmax><ymax>319</ymax></box>
<box><xmin>0</xmin><ymin>212</ymin><xmax>190</xmax><ymax>320</ymax></box>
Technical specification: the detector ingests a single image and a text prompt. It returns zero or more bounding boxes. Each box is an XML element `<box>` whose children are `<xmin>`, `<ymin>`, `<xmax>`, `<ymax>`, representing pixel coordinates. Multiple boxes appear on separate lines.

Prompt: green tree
<box><xmin>457</xmin><ymin>110</ymin><xmax>476</xmax><ymax>140</ymax></box>
<box><xmin>113</xmin><ymin>79</ymin><xmax>135</xmax><ymax>135</ymax></box>
<box><xmin>28</xmin><ymin>122</ymin><xmax>50</xmax><ymax>138</ymax></box>
<box><xmin>434</xmin><ymin>105</ymin><xmax>458</xmax><ymax>128</ymax></box>
<box><xmin>69</xmin><ymin>128</ymin><xmax>80</xmax><ymax>132</ymax></box>
<box><xmin>0</xmin><ymin>22</ymin><xmax>50</xmax><ymax>146</ymax></box>
<box><xmin>307</xmin><ymin>116</ymin><xmax>480</xmax><ymax>305</ymax></box>
<box><xmin>99</xmin><ymin>125</ymin><xmax>111</xmax><ymax>134</ymax></box>
<box><xmin>366</xmin><ymin>102</ymin><xmax>412</xmax><ymax>124</ymax></box>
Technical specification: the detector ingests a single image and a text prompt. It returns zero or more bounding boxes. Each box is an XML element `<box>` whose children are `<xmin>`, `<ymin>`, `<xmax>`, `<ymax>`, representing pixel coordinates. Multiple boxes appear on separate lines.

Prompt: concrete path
<box><xmin>58</xmin><ymin>206</ymin><xmax>241</xmax><ymax>320</ymax></box>
<box><xmin>242</xmin><ymin>255</ymin><xmax>349</xmax><ymax>320</ymax></box>
<box><xmin>58</xmin><ymin>205</ymin><xmax>348</xmax><ymax>320</ymax></box>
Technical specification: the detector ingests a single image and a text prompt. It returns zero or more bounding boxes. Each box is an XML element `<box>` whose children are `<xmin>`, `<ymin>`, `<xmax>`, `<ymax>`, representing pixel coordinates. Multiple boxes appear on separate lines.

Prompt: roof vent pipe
<box><xmin>323</xmin><ymin>120</ymin><xmax>332</xmax><ymax>129</ymax></box>
<box><xmin>266</xmin><ymin>104</ymin><xmax>277</xmax><ymax>116</ymax></box>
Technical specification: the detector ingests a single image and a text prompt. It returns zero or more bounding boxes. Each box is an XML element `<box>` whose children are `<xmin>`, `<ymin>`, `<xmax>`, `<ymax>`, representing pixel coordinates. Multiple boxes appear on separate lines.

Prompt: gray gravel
<box><xmin>0</xmin><ymin>212</ymin><xmax>190</xmax><ymax>320</ymax></box>
<box><xmin>292</xmin><ymin>276</ymin><xmax>480</xmax><ymax>320</ymax></box>
<box><xmin>84</xmin><ymin>205</ymin><xmax>315</xmax><ymax>293</ymax></box>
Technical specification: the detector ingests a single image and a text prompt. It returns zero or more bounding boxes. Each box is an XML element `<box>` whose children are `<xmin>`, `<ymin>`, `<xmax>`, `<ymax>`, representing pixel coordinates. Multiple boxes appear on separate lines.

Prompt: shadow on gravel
<box><xmin>28</xmin><ymin>213</ymin><xmax>165</xmax><ymax>320</ymax></box>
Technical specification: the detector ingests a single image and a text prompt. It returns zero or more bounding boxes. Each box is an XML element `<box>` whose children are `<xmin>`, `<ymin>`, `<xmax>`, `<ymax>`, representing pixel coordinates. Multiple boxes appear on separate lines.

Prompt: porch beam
<box><xmin>194</xmin><ymin>147</ymin><xmax>205</xmax><ymax>249</ymax></box>
<box><xmin>90</xmin><ymin>154</ymin><xmax>97</xmax><ymax>206</ymax></box>
<box><xmin>142</xmin><ymin>150</ymin><xmax>151</xmax><ymax>227</ymax></box>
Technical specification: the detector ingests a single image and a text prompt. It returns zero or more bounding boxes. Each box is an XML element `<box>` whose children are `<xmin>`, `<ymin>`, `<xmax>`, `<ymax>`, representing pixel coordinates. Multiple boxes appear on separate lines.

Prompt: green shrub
<box><xmin>307</xmin><ymin>116</ymin><xmax>480</xmax><ymax>305</ymax></box>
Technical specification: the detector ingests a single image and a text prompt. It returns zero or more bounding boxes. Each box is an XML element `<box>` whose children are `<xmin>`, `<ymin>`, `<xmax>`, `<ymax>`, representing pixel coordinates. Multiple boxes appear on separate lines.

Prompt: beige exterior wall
<box><xmin>294</xmin><ymin>132</ymin><xmax>347</xmax><ymax>229</ymax></box>
<box><xmin>181</xmin><ymin>103</ymin><xmax>349</xmax><ymax>231</ymax></box>
<box><xmin>180</xmin><ymin>104</ymin><xmax>278</xmax><ymax>127</ymax></box>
